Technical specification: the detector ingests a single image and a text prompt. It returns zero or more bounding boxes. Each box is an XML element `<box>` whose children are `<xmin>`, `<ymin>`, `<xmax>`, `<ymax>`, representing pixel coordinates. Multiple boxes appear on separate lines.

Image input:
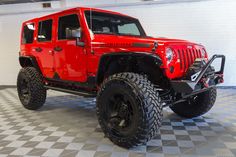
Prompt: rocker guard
<box><xmin>171</xmin><ymin>54</ymin><xmax>225</xmax><ymax>94</ymax></box>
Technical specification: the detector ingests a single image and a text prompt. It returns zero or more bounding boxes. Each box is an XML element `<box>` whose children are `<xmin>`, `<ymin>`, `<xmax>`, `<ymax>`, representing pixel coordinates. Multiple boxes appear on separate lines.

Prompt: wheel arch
<box><xmin>19</xmin><ymin>56</ymin><xmax>41</xmax><ymax>74</ymax></box>
<box><xmin>96</xmin><ymin>52</ymin><xmax>169</xmax><ymax>88</ymax></box>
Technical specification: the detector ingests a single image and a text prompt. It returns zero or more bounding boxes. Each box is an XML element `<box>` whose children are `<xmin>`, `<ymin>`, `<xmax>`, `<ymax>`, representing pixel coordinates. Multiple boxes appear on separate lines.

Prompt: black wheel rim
<box><xmin>19</xmin><ymin>78</ymin><xmax>30</xmax><ymax>103</ymax></box>
<box><xmin>103</xmin><ymin>93</ymin><xmax>135</xmax><ymax>137</ymax></box>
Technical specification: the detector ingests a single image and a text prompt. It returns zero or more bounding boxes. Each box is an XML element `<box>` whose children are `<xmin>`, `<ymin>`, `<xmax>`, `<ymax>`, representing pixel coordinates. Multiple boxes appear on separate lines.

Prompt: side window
<box><xmin>118</xmin><ymin>23</ymin><xmax>140</xmax><ymax>36</ymax></box>
<box><xmin>58</xmin><ymin>14</ymin><xmax>80</xmax><ymax>40</ymax></box>
<box><xmin>22</xmin><ymin>23</ymin><xmax>35</xmax><ymax>44</ymax></box>
<box><xmin>37</xmin><ymin>19</ymin><xmax>53</xmax><ymax>42</ymax></box>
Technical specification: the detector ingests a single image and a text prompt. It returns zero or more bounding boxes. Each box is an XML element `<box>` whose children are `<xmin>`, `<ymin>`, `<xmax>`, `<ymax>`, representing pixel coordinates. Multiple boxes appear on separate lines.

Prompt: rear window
<box><xmin>37</xmin><ymin>19</ymin><xmax>53</xmax><ymax>42</ymax></box>
<box><xmin>22</xmin><ymin>23</ymin><xmax>35</xmax><ymax>44</ymax></box>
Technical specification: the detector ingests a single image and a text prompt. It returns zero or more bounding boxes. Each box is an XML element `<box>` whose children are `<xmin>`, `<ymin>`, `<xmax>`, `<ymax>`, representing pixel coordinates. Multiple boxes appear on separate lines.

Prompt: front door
<box><xmin>53</xmin><ymin>13</ymin><xmax>87</xmax><ymax>83</ymax></box>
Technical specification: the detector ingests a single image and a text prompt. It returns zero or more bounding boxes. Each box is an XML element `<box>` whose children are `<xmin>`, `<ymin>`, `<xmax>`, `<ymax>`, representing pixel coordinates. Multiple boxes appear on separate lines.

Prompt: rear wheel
<box><xmin>96</xmin><ymin>73</ymin><xmax>162</xmax><ymax>148</ymax></box>
<box><xmin>17</xmin><ymin>67</ymin><xmax>46</xmax><ymax>110</ymax></box>
<box><xmin>170</xmin><ymin>88</ymin><xmax>217</xmax><ymax>118</ymax></box>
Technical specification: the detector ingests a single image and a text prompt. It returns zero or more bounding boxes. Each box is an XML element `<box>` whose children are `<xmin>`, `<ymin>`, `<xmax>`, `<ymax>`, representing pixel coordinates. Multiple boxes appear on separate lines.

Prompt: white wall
<box><xmin>0</xmin><ymin>12</ymin><xmax>50</xmax><ymax>85</ymax></box>
<box><xmin>0</xmin><ymin>0</ymin><xmax>235</xmax><ymax>86</ymax></box>
<box><xmin>0</xmin><ymin>2</ymin><xmax>61</xmax><ymax>85</ymax></box>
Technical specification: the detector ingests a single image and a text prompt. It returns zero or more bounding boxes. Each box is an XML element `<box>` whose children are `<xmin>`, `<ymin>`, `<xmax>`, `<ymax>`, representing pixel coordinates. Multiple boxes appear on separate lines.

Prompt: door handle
<box><xmin>35</xmin><ymin>47</ymin><xmax>42</xmax><ymax>52</ymax></box>
<box><xmin>54</xmin><ymin>46</ymin><xmax>62</xmax><ymax>52</ymax></box>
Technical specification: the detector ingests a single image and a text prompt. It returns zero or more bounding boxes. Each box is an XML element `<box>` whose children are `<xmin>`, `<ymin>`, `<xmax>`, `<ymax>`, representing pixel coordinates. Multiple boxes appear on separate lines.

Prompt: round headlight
<box><xmin>166</xmin><ymin>48</ymin><xmax>174</xmax><ymax>62</ymax></box>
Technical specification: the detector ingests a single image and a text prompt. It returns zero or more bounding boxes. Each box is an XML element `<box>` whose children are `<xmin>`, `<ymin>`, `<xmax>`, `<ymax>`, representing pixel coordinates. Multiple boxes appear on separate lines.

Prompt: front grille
<box><xmin>178</xmin><ymin>48</ymin><xmax>202</xmax><ymax>72</ymax></box>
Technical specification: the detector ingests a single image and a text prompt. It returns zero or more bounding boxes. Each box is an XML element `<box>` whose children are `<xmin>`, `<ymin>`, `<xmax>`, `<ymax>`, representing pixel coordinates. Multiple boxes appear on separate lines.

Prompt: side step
<box><xmin>44</xmin><ymin>85</ymin><xmax>97</xmax><ymax>97</ymax></box>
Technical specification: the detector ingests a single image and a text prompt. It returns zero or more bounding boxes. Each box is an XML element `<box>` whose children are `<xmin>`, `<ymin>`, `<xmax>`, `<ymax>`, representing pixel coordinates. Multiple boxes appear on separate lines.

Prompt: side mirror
<box><xmin>65</xmin><ymin>28</ymin><xmax>85</xmax><ymax>47</ymax></box>
<box><xmin>66</xmin><ymin>27</ymin><xmax>82</xmax><ymax>39</ymax></box>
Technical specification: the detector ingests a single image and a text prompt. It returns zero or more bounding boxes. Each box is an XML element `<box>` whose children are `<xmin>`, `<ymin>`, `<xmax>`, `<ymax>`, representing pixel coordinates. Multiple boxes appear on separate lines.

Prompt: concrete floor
<box><xmin>0</xmin><ymin>88</ymin><xmax>235</xmax><ymax>157</ymax></box>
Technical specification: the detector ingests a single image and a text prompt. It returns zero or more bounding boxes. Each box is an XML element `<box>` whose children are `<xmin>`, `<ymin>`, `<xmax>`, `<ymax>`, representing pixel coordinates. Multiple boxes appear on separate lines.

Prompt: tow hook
<box><xmin>215</xmin><ymin>74</ymin><xmax>224</xmax><ymax>84</ymax></box>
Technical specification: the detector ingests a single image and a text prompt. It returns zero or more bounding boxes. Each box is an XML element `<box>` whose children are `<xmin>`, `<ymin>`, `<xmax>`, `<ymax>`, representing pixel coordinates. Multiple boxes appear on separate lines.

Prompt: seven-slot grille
<box><xmin>177</xmin><ymin>48</ymin><xmax>202</xmax><ymax>72</ymax></box>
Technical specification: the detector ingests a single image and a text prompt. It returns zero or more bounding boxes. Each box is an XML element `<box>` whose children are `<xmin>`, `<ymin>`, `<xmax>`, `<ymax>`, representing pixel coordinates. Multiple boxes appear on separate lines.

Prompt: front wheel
<box><xmin>96</xmin><ymin>73</ymin><xmax>162</xmax><ymax>148</ymax></box>
<box><xmin>170</xmin><ymin>88</ymin><xmax>217</xmax><ymax>118</ymax></box>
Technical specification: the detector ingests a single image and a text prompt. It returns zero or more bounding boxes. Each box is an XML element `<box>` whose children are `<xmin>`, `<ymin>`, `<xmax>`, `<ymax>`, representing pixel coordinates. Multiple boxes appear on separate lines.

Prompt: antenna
<box><xmin>90</xmin><ymin>8</ymin><xmax>93</xmax><ymax>54</ymax></box>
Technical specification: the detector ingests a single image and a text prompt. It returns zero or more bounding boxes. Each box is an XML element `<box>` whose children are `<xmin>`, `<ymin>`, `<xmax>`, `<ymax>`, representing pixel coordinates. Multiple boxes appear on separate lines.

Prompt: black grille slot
<box><xmin>178</xmin><ymin>49</ymin><xmax>183</xmax><ymax>70</ymax></box>
<box><xmin>193</xmin><ymin>49</ymin><xmax>196</xmax><ymax>61</ymax></box>
<box><xmin>198</xmin><ymin>49</ymin><xmax>201</xmax><ymax>58</ymax></box>
<box><xmin>186</xmin><ymin>49</ymin><xmax>190</xmax><ymax>68</ymax></box>
<box><xmin>182</xmin><ymin>49</ymin><xmax>187</xmax><ymax>70</ymax></box>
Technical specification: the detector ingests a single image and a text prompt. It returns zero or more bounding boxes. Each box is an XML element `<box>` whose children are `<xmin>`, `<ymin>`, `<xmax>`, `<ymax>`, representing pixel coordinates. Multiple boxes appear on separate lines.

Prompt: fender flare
<box><xmin>19</xmin><ymin>56</ymin><xmax>41</xmax><ymax>73</ymax></box>
<box><xmin>96</xmin><ymin>52</ymin><xmax>163</xmax><ymax>85</ymax></box>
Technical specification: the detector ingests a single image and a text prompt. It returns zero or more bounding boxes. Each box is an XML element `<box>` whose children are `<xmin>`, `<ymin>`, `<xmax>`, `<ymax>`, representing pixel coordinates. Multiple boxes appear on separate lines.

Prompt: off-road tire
<box><xmin>96</xmin><ymin>73</ymin><xmax>162</xmax><ymax>148</ymax></box>
<box><xmin>170</xmin><ymin>88</ymin><xmax>217</xmax><ymax>118</ymax></box>
<box><xmin>17</xmin><ymin>67</ymin><xmax>46</xmax><ymax>110</ymax></box>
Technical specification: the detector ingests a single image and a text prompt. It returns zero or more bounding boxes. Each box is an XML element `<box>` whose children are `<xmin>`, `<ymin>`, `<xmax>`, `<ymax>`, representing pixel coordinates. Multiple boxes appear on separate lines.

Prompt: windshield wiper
<box><xmin>118</xmin><ymin>33</ymin><xmax>140</xmax><ymax>37</ymax></box>
<box><xmin>93</xmin><ymin>31</ymin><xmax>116</xmax><ymax>35</ymax></box>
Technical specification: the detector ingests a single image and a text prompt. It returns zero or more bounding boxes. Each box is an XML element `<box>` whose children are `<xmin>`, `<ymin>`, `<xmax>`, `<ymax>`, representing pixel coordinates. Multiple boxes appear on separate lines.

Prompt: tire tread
<box><xmin>17</xmin><ymin>67</ymin><xmax>46</xmax><ymax>110</ymax></box>
<box><xmin>96</xmin><ymin>72</ymin><xmax>162</xmax><ymax>148</ymax></box>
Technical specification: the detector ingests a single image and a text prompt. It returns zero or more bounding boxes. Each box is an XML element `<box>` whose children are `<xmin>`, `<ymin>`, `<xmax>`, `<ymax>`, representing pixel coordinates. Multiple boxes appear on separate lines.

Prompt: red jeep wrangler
<box><xmin>17</xmin><ymin>7</ymin><xmax>225</xmax><ymax>148</ymax></box>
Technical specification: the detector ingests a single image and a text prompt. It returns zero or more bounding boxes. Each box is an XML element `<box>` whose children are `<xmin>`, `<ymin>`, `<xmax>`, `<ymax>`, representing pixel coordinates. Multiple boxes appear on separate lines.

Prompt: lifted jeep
<box><xmin>18</xmin><ymin>7</ymin><xmax>225</xmax><ymax>148</ymax></box>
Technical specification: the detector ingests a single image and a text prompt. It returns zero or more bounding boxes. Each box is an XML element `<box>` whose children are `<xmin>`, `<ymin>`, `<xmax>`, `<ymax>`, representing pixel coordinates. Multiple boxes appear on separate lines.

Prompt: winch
<box><xmin>185</xmin><ymin>58</ymin><xmax>215</xmax><ymax>81</ymax></box>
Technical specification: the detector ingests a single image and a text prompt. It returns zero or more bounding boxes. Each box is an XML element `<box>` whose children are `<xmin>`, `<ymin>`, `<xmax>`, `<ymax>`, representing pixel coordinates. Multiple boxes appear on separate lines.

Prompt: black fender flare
<box><xmin>19</xmin><ymin>56</ymin><xmax>41</xmax><ymax>74</ymax></box>
<box><xmin>96</xmin><ymin>52</ymin><xmax>163</xmax><ymax>85</ymax></box>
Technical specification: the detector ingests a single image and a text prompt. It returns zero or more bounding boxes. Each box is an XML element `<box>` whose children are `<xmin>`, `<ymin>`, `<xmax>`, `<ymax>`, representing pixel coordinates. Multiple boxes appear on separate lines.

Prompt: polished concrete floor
<box><xmin>0</xmin><ymin>88</ymin><xmax>235</xmax><ymax>157</ymax></box>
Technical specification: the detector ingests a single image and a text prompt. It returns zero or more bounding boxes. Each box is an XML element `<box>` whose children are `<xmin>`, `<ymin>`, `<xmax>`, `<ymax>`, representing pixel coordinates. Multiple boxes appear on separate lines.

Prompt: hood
<box><xmin>154</xmin><ymin>37</ymin><xmax>202</xmax><ymax>47</ymax></box>
<box><xmin>91</xmin><ymin>34</ymin><xmax>155</xmax><ymax>48</ymax></box>
<box><xmin>91</xmin><ymin>34</ymin><xmax>202</xmax><ymax>50</ymax></box>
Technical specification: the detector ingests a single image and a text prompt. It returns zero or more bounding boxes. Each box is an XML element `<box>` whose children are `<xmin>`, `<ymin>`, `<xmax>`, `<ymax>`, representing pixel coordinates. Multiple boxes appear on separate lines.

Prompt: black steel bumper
<box><xmin>171</xmin><ymin>55</ymin><xmax>226</xmax><ymax>94</ymax></box>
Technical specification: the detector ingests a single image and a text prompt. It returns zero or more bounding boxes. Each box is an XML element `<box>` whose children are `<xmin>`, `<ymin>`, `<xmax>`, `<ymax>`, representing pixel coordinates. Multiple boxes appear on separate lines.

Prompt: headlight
<box><xmin>201</xmin><ymin>48</ymin><xmax>206</xmax><ymax>57</ymax></box>
<box><xmin>166</xmin><ymin>48</ymin><xmax>174</xmax><ymax>63</ymax></box>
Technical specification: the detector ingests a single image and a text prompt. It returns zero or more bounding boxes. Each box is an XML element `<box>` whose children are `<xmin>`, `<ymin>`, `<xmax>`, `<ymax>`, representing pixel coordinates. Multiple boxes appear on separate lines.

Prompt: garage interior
<box><xmin>0</xmin><ymin>0</ymin><xmax>236</xmax><ymax>156</ymax></box>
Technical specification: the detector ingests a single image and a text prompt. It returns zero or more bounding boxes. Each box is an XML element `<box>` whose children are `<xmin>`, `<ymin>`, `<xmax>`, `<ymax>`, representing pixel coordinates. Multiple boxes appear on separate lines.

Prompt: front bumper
<box><xmin>171</xmin><ymin>54</ymin><xmax>226</xmax><ymax>94</ymax></box>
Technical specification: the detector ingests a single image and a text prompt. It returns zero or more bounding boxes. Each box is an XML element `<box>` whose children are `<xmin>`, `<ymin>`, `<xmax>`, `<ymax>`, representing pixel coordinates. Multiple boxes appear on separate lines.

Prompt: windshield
<box><xmin>85</xmin><ymin>11</ymin><xmax>146</xmax><ymax>37</ymax></box>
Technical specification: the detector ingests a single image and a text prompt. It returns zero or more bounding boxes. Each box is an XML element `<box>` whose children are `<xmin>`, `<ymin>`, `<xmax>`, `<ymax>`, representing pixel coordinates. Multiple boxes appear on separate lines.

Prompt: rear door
<box><xmin>53</xmin><ymin>13</ymin><xmax>87</xmax><ymax>82</ymax></box>
<box><xmin>21</xmin><ymin>22</ymin><xmax>36</xmax><ymax>58</ymax></box>
<box><xmin>33</xmin><ymin>18</ymin><xmax>55</xmax><ymax>78</ymax></box>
